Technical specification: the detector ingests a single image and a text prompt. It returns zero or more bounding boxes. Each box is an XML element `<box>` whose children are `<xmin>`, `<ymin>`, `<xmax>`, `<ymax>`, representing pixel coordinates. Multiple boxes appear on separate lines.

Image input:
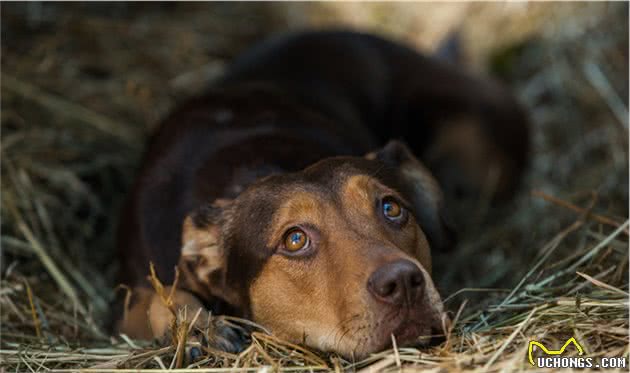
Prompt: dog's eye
<box><xmin>382</xmin><ymin>197</ymin><xmax>403</xmax><ymax>220</ymax></box>
<box><xmin>284</xmin><ymin>228</ymin><xmax>309</xmax><ymax>251</ymax></box>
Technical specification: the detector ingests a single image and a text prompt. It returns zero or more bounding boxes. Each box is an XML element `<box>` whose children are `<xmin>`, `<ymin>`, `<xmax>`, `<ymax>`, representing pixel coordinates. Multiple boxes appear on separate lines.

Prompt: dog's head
<box><xmin>179</xmin><ymin>140</ymin><xmax>453</xmax><ymax>358</ymax></box>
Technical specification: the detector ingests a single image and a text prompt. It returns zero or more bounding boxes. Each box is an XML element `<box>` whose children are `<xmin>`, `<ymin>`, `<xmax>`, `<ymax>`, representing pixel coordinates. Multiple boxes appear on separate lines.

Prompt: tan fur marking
<box><xmin>181</xmin><ymin>216</ymin><xmax>223</xmax><ymax>278</ymax></box>
<box><xmin>342</xmin><ymin>174</ymin><xmax>433</xmax><ymax>271</ymax></box>
<box><xmin>426</xmin><ymin>117</ymin><xmax>511</xmax><ymax>194</ymax></box>
<box><xmin>117</xmin><ymin>286</ymin><xmax>208</xmax><ymax>341</ymax></box>
<box><xmin>116</xmin><ymin>287</ymin><xmax>155</xmax><ymax>340</ymax></box>
<box><xmin>249</xmin><ymin>173</ymin><xmax>444</xmax><ymax>357</ymax></box>
<box><xmin>266</xmin><ymin>192</ymin><xmax>324</xmax><ymax>247</ymax></box>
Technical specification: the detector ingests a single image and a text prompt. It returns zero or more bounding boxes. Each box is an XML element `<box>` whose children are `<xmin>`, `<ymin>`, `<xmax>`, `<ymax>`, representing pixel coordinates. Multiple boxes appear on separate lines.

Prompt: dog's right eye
<box><xmin>381</xmin><ymin>196</ymin><xmax>409</xmax><ymax>226</ymax></box>
<box><xmin>382</xmin><ymin>197</ymin><xmax>402</xmax><ymax>218</ymax></box>
<box><xmin>283</xmin><ymin>228</ymin><xmax>309</xmax><ymax>252</ymax></box>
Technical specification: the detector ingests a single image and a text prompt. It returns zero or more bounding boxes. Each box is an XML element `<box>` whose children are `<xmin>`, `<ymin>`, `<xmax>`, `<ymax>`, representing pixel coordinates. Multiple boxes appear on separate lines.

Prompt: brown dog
<box><xmin>114</xmin><ymin>30</ymin><xmax>528</xmax><ymax>358</ymax></box>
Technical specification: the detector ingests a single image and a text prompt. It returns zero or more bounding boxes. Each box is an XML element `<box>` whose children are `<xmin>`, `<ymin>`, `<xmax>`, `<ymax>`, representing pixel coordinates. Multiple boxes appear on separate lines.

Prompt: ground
<box><xmin>1</xmin><ymin>3</ymin><xmax>628</xmax><ymax>372</ymax></box>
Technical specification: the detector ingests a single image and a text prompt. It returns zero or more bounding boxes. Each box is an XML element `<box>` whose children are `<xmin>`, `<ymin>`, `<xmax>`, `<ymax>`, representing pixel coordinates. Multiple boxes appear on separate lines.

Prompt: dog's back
<box><xmin>219</xmin><ymin>30</ymin><xmax>529</xmax><ymax>196</ymax></box>
<box><xmin>117</xmin><ymin>30</ymin><xmax>528</xmax><ymax>287</ymax></box>
<box><xmin>113</xmin><ymin>31</ymin><xmax>530</xmax><ymax>356</ymax></box>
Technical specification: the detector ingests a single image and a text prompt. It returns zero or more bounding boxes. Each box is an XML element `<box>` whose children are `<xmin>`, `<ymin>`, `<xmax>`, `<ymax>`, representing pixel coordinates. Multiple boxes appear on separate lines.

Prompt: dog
<box><xmin>114</xmin><ymin>30</ymin><xmax>529</xmax><ymax>359</ymax></box>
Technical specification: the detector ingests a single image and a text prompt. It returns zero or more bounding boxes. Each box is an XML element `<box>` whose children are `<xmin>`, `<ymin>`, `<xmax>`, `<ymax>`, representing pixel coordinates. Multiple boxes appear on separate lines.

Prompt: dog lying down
<box><xmin>113</xmin><ymin>30</ymin><xmax>529</xmax><ymax>359</ymax></box>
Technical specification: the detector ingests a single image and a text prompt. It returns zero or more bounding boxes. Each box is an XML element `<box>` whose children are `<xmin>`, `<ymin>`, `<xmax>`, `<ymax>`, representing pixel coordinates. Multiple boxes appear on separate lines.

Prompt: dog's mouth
<box><xmin>392</xmin><ymin>319</ymin><xmax>446</xmax><ymax>347</ymax></box>
<box><xmin>361</xmin><ymin>308</ymin><xmax>446</xmax><ymax>355</ymax></box>
<box><xmin>392</xmin><ymin>320</ymin><xmax>431</xmax><ymax>344</ymax></box>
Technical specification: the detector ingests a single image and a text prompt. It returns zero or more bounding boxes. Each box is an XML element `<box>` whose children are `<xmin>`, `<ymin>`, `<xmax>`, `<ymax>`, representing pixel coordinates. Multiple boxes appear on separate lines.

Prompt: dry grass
<box><xmin>1</xmin><ymin>3</ymin><xmax>628</xmax><ymax>372</ymax></box>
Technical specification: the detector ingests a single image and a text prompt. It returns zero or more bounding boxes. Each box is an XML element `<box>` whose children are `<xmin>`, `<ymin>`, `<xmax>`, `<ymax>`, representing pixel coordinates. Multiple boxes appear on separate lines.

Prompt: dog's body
<box><xmin>115</xmin><ymin>31</ymin><xmax>528</xmax><ymax>358</ymax></box>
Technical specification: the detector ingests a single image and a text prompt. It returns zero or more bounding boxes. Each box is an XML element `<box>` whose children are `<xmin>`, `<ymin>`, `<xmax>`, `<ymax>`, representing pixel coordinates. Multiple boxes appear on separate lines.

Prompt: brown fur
<box><xmin>116</xmin><ymin>286</ymin><xmax>208</xmax><ymax>342</ymax></box>
<box><xmin>423</xmin><ymin>117</ymin><xmax>516</xmax><ymax>199</ymax></box>
<box><xmin>113</xmin><ymin>30</ymin><xmax>528</xmax><ymax>358</ymax></box>
<box><xmin>247</xmin><ymin>172</ymin><xmax>443</xmax><ymax>356</ymax></box>
<box><xmin>118</xmin><ymin>152</ymin><xmax>448</xmax><ymax>357</ymax></box>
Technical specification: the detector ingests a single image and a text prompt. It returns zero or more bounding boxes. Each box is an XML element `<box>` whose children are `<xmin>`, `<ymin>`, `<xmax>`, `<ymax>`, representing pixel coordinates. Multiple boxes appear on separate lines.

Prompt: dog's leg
<box><xmin>116</xmin><ymin>286</ymin><xmax>250</xmax><ymax>356</ymax></box>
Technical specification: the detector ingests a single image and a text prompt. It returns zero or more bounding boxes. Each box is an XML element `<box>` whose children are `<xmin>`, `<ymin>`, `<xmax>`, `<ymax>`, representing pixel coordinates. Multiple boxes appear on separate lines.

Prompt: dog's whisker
<box><xmin>325</xmin><ymin>313</ymin><xmax>362</xmax><ymax>348</ymax></box>
<box><xmin>114</xmin><ymin>28</ymin><xmax>527</xmax><ymax>359</ymax></box>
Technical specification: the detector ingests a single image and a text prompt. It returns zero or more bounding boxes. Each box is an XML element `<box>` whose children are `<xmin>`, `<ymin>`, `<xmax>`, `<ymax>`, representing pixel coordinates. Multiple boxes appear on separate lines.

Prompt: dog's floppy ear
<box><xmin>179</xmin><ymin>199</ymin><xmax>243</xmax><ymax>311</ymax></box>
<box><xmin>367</xmin><ymin>140</ymin><xmax>456</xmax><ymax>252</ymax></box>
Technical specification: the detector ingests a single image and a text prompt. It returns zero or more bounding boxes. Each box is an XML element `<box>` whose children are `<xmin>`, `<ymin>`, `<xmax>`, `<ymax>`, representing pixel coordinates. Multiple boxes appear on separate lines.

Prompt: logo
<box><xmin>528</xmin><ymin>337</ymin><xmax>584</xmax><ymax>366</ymax></box>
<box><xmin>528</xmin><ymin>337</ymin><xmax>627</xmax><ymax>369</ymax></box>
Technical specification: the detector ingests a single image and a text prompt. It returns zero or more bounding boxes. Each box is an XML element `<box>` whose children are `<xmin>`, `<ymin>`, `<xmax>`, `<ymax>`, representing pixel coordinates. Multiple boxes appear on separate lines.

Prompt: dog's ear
<box><xmin>367</xmin><ymin>140</ymin><xmax>457</xmax><ymax>252</ymax></box>
<box><xmin>179</xmin><ymin>199</ymin><xmax>243</xmax><ymax>310</ymax></box>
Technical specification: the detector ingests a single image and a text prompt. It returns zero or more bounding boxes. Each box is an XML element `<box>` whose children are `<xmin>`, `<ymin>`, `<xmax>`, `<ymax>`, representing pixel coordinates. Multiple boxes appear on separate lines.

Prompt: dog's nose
<box><xmin>367</xmin><ymin>259</ymin><xmax>424</xmax><ymax>306</ymax></box>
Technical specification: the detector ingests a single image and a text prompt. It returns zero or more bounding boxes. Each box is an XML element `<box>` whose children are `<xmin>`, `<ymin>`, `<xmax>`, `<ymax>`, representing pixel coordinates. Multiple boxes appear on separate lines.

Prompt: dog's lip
<box><xmin>391</xmin><ymin>320</ymin><xmax>427</xmax><ymax>344</ymax></box>
<box><xmin>378</xmin><ymin>304</ymin><xmax>445</xmax><ymax>350</ymax></box>
<box><xmin>369</xmin><ymin>312</ymin><xmax>436</xmax><ymax>351</ymax></box>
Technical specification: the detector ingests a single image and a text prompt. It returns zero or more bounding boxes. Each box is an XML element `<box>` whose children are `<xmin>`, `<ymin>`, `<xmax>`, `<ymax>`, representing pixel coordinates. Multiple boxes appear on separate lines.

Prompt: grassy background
<box><xmin>1</xmin><ymin>2</ymin><xmax>628</xmax><ymax>371</ymax></box>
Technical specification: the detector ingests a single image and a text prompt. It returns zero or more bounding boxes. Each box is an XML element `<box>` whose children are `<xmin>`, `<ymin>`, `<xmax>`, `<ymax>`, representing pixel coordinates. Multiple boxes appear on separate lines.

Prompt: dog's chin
<box><xmin>392</xmin><ymin>320</ymin><xmax>434</xmax><ymax>345</ymax></box>
<box><xmin>347</xmin><ymin>313</ymin><xmax>444</xmax><ymax>359</ymax></box>
<box><xmin>378</xmin><ymin>320</ymin><xmax>433</xmax><ymax>349</ymax></box>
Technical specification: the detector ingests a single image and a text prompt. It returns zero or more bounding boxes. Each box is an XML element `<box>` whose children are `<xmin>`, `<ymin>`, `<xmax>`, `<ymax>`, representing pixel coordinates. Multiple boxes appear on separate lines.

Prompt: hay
<box><xmin>1</xmin><ymin>3</ymin><xmax>628</xmax><ymax>372</ymax></box>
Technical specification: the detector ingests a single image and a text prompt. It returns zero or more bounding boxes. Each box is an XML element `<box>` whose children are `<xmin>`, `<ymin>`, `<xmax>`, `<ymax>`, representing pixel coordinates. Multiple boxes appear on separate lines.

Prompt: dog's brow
<box><xmin>266</xmin><ymin>192</ymin><xmax>322</xmax><ymax>247</ymax></box>
<box><xmin>342</xmin><ymin>174</ymin><xmax>411</xmax><ymax>209</ymax></box>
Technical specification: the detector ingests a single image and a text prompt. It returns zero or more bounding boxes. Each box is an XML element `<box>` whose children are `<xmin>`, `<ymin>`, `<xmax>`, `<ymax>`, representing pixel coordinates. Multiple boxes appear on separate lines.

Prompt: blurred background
<box><xmin>1</xmin><ymin>1</ymin><xmax>628</xmax><ymax>339</ymax></box>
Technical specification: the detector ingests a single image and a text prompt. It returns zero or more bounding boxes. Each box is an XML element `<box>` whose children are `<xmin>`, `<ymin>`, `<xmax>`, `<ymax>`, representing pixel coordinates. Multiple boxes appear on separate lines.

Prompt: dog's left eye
<box><xmin>382</xmin><ymin>197</ymin><xmax>405</xmax><ymax>221</ymax></box>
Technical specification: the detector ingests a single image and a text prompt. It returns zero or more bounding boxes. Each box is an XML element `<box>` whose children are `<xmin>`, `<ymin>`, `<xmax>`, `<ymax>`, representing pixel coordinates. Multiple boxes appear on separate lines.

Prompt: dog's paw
<box><xmin>199</xmin><ymin>316</ymin><xmax>251</xmax><ymax>354</ymax></box>
<box><xmin>185</xmin><ymin>333</ymin><xmax>204</xmax><ymax>364</ymax></box>
<box><xmin>179</xmin><ymin>314</ymin><xmax>252</xmax><ymax>356</ymax></box>
<box><xmin>156</xmin><ymin>315</ymin><xmax>251</xmax><ymax>362</ymax></box>
<box><xmin>189</xmin><ymin>344</ymin><xmax>203</xmax><ymax>361</ymax></box>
